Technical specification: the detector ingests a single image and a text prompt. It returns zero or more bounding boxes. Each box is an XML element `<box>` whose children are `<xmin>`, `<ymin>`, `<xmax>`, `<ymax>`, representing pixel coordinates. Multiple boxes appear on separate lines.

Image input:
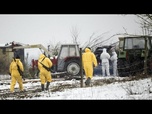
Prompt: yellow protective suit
<box><xmin>82</xmin><ymin>48</ymin><xmax>97</xmax><ymax>79</ymax></box>
<box><xmin>9</xmin><ymin>58</ymin><xmax>24</xmax><ymax>92</ymax></box>
<box><xmin>38</xmin><ymin>54</ymin><xmax>53</xmax><ymax>84</ymax></box>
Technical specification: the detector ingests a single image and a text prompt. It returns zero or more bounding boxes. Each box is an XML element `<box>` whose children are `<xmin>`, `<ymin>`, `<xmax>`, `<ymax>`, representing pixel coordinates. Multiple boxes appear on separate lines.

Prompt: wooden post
<box><xmin>80</xmin><ymin>48</ymin><xmax>83</xmax><ymax>87</ymax></box>
<box><xmin>144</xmin><ymin>36</ymin><xmax>148</xmax><ymax>75</ymax></box>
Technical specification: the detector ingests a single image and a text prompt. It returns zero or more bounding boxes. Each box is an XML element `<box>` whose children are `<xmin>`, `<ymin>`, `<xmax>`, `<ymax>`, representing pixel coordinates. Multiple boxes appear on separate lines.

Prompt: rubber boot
<box><xmin>46</xmin><ymin>82</ymin><xmax>50</xmax><ymax>91</ymax></box>
<box><xmin>41</xmin><ymin>84</ymin><xmax>45</xmax><ymax>91</ymax></box>
<box><xmin>85</xmin><ymin>77</ymin><xmax>91</xmax><ymax>86</ymax></box>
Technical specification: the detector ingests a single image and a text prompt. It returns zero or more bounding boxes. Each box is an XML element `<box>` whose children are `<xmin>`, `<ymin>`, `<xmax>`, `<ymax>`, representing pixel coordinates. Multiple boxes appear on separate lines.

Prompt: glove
<box><xmin>8</xmin><ymin>72</ymin><xmax>11</xmax><ymax>76</ymax></box>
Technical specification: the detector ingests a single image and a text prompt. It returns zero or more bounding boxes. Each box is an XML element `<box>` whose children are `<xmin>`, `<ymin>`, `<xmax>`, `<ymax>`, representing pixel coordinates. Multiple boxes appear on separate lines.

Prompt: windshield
<box><xmin>124</xmin><ymin>37</ymin><xmax>146</xmax><ymax>49</ymax></box>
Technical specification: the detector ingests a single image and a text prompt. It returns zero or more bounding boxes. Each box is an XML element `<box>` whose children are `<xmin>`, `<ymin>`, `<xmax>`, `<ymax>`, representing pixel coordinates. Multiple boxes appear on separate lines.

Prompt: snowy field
<box><xmin>0</xmin><ymin>75</ymin><xmax>152</xmax><ymax>100</ymax></box>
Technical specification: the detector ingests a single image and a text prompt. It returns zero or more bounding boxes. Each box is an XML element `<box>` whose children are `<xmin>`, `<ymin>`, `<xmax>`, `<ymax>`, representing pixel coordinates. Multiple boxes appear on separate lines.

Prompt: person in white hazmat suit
<box><xmin>100</xmin><ymin>48</ymin><xmax>110</xmax><ymax>76</ymax></box>
<box><xmin>110</xmin><ymin>51</ymin><xmax>118</xmax><ymax>76</ymax></box>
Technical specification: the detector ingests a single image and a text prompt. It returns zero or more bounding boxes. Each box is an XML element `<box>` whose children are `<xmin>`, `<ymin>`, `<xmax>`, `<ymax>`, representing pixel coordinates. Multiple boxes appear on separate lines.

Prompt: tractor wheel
<box><xmin>64</xmin><ymin>60</ymin><xmax>81</xmax><ymax>77</ymax></box>
<box><xmin>117</xmin><ymin>59</ymin><xmax>130</xmax><ymax>77</ymax></box>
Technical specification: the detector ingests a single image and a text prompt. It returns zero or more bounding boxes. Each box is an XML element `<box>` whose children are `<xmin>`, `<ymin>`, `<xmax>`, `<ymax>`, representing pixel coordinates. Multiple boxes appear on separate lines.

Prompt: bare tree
<box><xmin>136</xmin><ymin>14</ymin><xmax>152</xmax><ymax>35</ymax></box>
<box><xmin>70</xmin><ymin>25</ymin><xmax>123</xmax><ymax>51</ymax></box>
<box><xmin>70</xmin><ymin>26</ymin><xmax>80</xmax><ymax>44</ymax></box>
<box><xmin>136</xmin><ymin>14</ymin><xmax>152</xmax><ymax>27</ymax></box>
<box><xmin>47</xmin><ymin>41</ymin><xmax>61</xmax><ymax>56</ymax></box>
<box><xmin>81</xmin><ymin>31</ymin><xmax>120</xmax><ymax>51</ymax></box>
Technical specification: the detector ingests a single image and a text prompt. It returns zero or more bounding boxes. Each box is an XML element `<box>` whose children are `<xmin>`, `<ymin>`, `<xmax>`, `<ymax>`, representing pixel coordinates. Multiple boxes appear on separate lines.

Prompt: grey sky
<box><xmin>0</xmin><ymin>14</ymin><xmax>142</xmax><ymax>62</ymax></box>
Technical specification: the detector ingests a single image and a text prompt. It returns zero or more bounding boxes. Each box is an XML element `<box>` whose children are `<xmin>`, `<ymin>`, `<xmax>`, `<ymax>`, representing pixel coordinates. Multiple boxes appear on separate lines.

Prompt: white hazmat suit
<box><xmin>100</xmin><ymin>48</ymin><xmax>110</xmax><ymax>76</ymax></box>
<box><xmin>110</xmin><ymin>51</ymin><xmax>118</xmax><ymax>76</ymax></box>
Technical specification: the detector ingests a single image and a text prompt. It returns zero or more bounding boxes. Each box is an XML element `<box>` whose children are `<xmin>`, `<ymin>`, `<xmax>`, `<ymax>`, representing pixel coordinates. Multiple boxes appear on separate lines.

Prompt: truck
<box><xmin>13</xmin><ymin>43</ymin><xmax>82</xmax><ymax>79</ymax></box>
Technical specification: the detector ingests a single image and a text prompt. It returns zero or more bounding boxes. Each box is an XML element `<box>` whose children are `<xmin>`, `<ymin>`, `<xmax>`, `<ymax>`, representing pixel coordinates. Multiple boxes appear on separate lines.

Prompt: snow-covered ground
<box><xmin>0</xmin><ymin>75</ymin><xmax>152</xmax><ymax>100</ymax></box>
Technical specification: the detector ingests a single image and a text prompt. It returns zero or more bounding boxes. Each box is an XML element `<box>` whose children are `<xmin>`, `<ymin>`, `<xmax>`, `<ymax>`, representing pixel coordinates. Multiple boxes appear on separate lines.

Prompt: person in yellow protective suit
<box><xmin>82</xmin><ymin>47</ymin><xmax>97</xmax><ymax>86</ymax></box>
<box><xmin>38</xmin><ymin>54</ymin><xmax>53</xmax><ymax>91</ymax></box>
<box><xmin>9</xmin><ymin>55</ymin><xmax>24</xmax><ymax>93</ymax></box>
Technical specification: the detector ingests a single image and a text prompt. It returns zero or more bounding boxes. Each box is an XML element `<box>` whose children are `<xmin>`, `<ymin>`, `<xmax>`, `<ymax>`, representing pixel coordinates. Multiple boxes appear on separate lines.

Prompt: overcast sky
<box><xmin>0</xmin><ymin>14</ymin><xmax>142</xmax><ymax>62</ymax></box>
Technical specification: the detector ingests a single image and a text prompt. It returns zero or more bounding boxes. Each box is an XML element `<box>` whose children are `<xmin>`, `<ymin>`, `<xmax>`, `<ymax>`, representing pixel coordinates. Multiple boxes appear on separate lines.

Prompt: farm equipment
<box><xmin>9</xmin><ymin>35</ymin><xmax>152</xmax><ymax>78</ymax></box>
<box><xmin>54</xmin><ymin>44</ymin><xmax>81</xmax><ymax>77</ymax></box>
<box><xmin>13</xmin><ymin>44</ymin><xmax>82</xmax><ymax>79</ymax></box>
<box><xmin>117</xmin><ymin>35</ymin><xmax>152</xmax><ymax>77</ymax></box>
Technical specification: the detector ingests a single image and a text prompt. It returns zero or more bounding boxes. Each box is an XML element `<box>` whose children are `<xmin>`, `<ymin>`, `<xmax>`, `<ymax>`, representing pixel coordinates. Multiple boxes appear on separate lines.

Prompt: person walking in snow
<box><xmin>82</xmin><ymin>47</ymin><xmax>97</xmax><ymax>86</ymax></box>
<box><xmin>9</xmin><ymin>55</ymin><xmax>24</xmax><ymax>93</ymax></box>
<box><xmin>100</xmin><ymin>48</ymin><xmax>110</xmax><ymax>77</ymax></box>
<box><xmin>110</xmin><ymin>51</ymin><xmax>118</xmax><ymax>76</ymax></box>
<box><xmin>37</xmin><ymin>54</ymin><xmax>53</xmax><ymax>92</ymax></box>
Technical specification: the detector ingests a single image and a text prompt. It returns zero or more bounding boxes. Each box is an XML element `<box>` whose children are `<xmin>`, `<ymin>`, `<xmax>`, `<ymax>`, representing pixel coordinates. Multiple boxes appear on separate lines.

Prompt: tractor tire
<box><xmin>64</xmin><ymin>60</ymin><xmax>81</xmax><ymax>77</ymax></box>
<box><xmin>117</xmin><ymin>59</ymin><xmax>130</xmax><ymax>77</ymax></box>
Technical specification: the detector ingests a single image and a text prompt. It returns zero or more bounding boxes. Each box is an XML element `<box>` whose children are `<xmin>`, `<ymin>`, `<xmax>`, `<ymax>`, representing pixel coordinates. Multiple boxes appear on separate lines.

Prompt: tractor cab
<box><xmin>117</xmin><ymin>35</ymin><xmax>152</xmax><ymax>77</ymax></box>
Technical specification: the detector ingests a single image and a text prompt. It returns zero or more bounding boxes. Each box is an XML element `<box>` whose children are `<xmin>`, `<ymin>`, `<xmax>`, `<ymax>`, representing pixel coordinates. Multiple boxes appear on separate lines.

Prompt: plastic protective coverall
<box><xmin>38</xmin><ymin>54</ymin><xmax>53</xmax><ymax>91</ymax></box>
<box><xmin>9</xmin><ymin>58</ymin><xmax>24</xmax><ymax>92</ymax></box>
<box><xmin>82</xmin><ymin>48</ymin><xmax>97</xmax><ymax>79</ymax></box>
<box><xmin>100</xmin><ymin>48</ymin><xmax>110</xmax><ymax>76</ymax></box>
<box><xmin>110</xmin><ymin>51</ymin><xmax>118</xmax><ymax>76</ymax></box>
